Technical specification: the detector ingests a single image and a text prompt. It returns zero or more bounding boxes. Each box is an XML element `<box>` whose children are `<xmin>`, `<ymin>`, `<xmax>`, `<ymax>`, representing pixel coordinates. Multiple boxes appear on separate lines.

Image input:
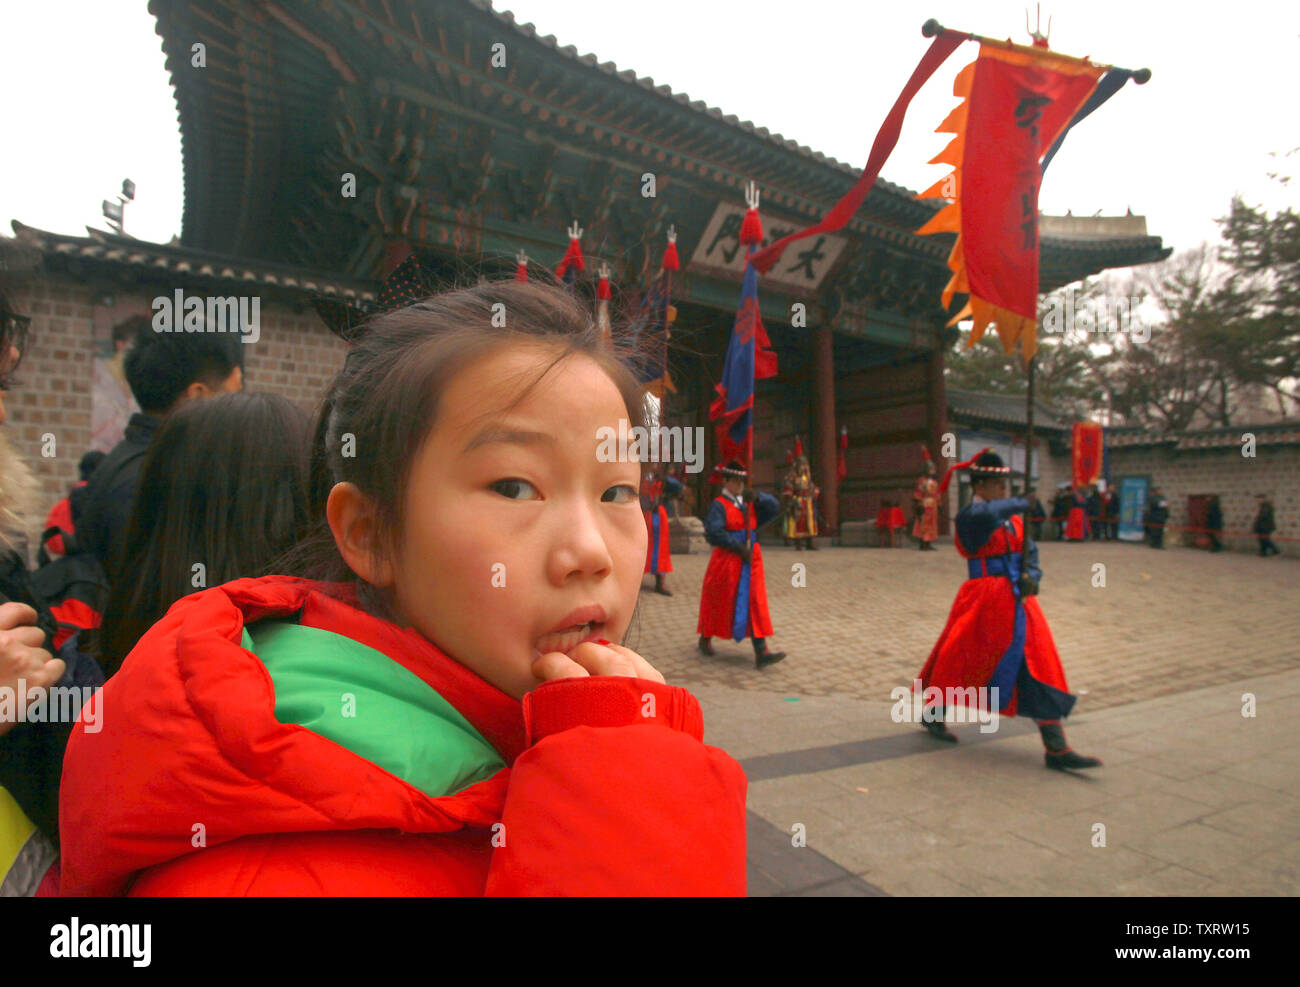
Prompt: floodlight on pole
<box><xmin>102</xmin><ymin>177</ymin><xmax>135</xmax><ymax>235</ymax></box>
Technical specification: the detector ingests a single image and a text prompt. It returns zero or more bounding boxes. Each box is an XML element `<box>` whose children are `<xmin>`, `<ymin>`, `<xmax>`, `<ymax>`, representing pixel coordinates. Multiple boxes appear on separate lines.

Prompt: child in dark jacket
<box><xmin>59</xmin><ymin>280</ymin><xmax>747</xmax><ymax>897</ymax></box>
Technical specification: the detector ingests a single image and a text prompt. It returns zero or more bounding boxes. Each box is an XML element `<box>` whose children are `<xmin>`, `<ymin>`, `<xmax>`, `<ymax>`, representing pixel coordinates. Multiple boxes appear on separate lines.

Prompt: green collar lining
<box><xmin>243</xmin><ymin>619</ymin><xmax>505</xmax><ymax>798</ymax></box>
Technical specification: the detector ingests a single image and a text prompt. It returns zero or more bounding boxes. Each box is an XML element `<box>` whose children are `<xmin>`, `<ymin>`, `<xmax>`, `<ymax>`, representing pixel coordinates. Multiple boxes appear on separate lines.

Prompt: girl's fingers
<box><xmin>565</xmin><ymin>640</ymin><xmax>639</xmax><ymax>678</ymax></box>
<box><xmin>534</xmin><ymin>642</ymin><xmax>668</xmax><ymax>685</ymax></box>
<box><xmin>599</xmin><ymin>641</ymin><xmax>667</xmax><ymax>684</ymax></box>
<box><xmin>532</xmin><ymin>651</ymin><xmax>590</xmax><ymax>683</ymax></box>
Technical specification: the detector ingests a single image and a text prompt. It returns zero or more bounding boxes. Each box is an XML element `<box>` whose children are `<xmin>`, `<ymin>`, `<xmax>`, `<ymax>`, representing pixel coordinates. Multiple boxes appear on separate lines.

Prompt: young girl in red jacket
<box><xmin>58</xmin><ymin>280</ymin><xmax>748</xmax><ymax>896</ymax></box>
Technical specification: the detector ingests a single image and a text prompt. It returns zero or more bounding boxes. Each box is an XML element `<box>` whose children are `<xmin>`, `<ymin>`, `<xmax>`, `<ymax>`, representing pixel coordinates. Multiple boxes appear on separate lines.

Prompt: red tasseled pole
<box><xmin>739</xmin><ymin>207</ymin><xmax>764</xmax><ymax>246</ymax></box>
<box><xmin>786</xmin><ymin>449</ymin><xmax>793</xmax><ymax>465</ymax></box>
<box><xmin>662</xmin><ymin>239</ymin><xmax>680</xmax><ymax>272</ymax></box>
<box><xmin>596</xmin><ymin>274</ymin><xmax>611</xmax><ymax>300</ymax></box>
<box><xmin>794</xmin><ymin>435</ymin><xmax>803</xmax><ymax>458</ymax></box>
<box><xmin>515</xmin><ymin>260</ymin><xmax>528</xmax><ymax>282</ymax></box>
<box><xmin>557</xmin><ymin>237</ymin><xmax>585</xmax><ymax>278</ymax></box>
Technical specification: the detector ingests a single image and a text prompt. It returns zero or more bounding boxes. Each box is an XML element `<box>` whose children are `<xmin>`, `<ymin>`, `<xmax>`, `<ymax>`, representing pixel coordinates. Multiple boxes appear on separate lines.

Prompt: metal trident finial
<box><xmin>598</xmin><ymin>261</ymin><xmax>610</xmax><ymax>279</ymax></box>
<box><xmin>666</xmin><ymin>224</ymin><xmax>677</xmax><ymax>244</ymax></box>
<box><xmin>567</xmin><ymin>220</ymin><xmax>583</xmax><ymax>239</ymax></box>
<box><xmin>516</xmin><ymin>249</ymin><xmax>528</xmax><ymax>265</ymax></box>
<box><xmin>1026</xmin><ymin>4</ymin><xmax>1051</xmax><ymax>45</ymax></box>
<box><xmin>744</xmin><ymin>181</ymin><xmax>760</xmax><ymax>210</ymax></box>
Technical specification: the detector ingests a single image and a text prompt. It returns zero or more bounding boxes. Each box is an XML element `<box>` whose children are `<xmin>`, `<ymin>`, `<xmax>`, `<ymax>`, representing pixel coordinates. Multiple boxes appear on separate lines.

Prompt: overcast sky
<box><xmin>3</xmin><ymin>0</ymin><xmax>1296</xmax><ymax>258</ymax></box>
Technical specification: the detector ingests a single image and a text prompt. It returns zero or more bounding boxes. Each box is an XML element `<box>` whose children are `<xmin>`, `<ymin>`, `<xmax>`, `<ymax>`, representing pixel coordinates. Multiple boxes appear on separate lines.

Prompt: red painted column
<box><xmin>813</xmin><ymin>325</ymin><xmax>839</xmax><ymax>534</ymax></box>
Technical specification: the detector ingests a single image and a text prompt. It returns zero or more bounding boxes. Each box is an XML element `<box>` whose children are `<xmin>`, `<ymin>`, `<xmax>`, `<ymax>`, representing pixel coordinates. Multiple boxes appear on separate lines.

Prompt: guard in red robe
<box><xmin>697</xmin><ymin>461</ymin><xmax>785</xmax><ymax>669</ymax></box>
<box><xmin>1064</xmin><ymin>486</ymin><xmax>1090</xmax><ymax>541</ymax></box>
<box><xmin>642</xmin><ymin>471</ymin><xmax>682</xmax><ymax>595</ymax></box>
<box><xmin>916</xmin><ymin>450</ymin><xmax>1101</xmax><ymax>770</ymax></box>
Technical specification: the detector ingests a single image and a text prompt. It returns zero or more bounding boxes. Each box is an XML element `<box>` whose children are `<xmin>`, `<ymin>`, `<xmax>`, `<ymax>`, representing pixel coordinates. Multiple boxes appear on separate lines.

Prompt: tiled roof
<box><xmin>477</xmin><ymin>0</ymin><xmax>922</xmax><ymax>204</ymax></box>
<box><xmin>1107</xmin><ymin>421</ymin><xmax>1300</xmax><ymax>450</ymax></box>
<box><xmin>9</xmin><ymin>221</ymin><xmax>377</xmax><ymax>304</ymax></box>
<box><xmin>947</xmin><ymin>388</ymin><xmax>1070</xmax><ymax>431</ymax></box>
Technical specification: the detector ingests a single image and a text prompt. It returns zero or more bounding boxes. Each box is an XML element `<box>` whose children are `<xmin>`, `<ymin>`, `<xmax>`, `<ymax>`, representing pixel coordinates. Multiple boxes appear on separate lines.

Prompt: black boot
<box><xmin>654</xmin><ymin>575</ymin><xmax>672</xmax><ymax>597</ymax></box>
<box><xmin>754</xmin><ymin>639</ymin><xmax>786</xmax><ymax>669</ymax></box>
<box><xmin>1039</xmin><ymin>720</ymin><xmax>1102</xmax><ymax>770</ymax></box>
<box><xmin>921</xmin><ymin>705</ymin><xmax>958</xmax><ymax>742</ymax></box>
<box><xmin>698</xmin><ymin>636</ymin><xmax>714</xmax><ymax>657</ymax></box>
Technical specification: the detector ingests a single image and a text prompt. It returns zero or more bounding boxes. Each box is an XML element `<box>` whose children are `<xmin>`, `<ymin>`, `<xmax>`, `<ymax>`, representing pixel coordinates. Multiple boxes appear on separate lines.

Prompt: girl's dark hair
<box><xmin>281</xmin><ymin>278</ymin><xmax>650</xmax><ymax>616</ymax></box>
<box><xmin>95</xmin><ymin>392</ymin><xmax>312</xmax><ymax>672</ymax></box>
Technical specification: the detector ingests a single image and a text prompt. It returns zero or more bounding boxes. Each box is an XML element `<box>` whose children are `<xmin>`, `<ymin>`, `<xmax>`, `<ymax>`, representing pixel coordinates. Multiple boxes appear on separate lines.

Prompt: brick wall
<box><xmin>1108</xmin><ymin>444</ymin><xmax>1299</xmax><ymax>556</ymax></box>
<box><xmin>6</xmin><ymin>273</ymin><xmax>349</xmax><ymax>554</ymax></box>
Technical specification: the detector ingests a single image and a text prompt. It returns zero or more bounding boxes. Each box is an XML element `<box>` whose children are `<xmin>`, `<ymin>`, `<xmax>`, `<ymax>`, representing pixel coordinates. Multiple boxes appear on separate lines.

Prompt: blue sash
<box><xmin>732</xmin><ymin>507</ymin><xmax>752</xmax><ymax>642</ymax></box>
<box><xmin>732</xmin><ymin>561</ymin><xmax>751</xmax><ymax>642</ymax></box>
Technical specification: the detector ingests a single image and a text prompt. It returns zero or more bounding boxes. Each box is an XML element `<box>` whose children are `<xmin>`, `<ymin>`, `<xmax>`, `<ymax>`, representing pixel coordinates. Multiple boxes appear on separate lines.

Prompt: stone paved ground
<box><xmin>633</xmin><ymin>540</ymin><xmax>1300</xmax><ymax>710</ymax></box>
<box><xmin>633</xmin><ymin>540</ymin><xmax>1300</xmax><ymax>895</ymax></box>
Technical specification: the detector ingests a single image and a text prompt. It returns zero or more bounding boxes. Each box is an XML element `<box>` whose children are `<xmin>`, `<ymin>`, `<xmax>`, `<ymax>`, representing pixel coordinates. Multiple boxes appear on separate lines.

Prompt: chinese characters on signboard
<box><xmin>689</xmin><ymin>202</ymin><xmax>846</xmax><ymax>293</ymax></box>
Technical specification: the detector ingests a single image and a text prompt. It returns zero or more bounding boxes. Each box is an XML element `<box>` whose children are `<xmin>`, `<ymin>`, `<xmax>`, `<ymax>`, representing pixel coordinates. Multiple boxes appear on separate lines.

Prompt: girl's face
<box><xmin>385</xmin><ymin>345</ymin><xmax>646</xmax><ymax>699</ymax></box>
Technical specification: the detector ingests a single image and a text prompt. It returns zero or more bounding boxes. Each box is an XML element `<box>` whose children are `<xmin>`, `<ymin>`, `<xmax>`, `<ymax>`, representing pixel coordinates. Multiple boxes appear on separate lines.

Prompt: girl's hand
<box><xmin>533</xmin><ymin>639</ymin><xmax>666</xmax><ymax>686</ymax></box>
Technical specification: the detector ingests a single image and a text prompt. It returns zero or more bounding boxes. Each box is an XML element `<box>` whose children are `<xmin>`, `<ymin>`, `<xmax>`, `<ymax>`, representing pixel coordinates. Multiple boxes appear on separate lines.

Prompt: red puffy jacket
<box><xmin>58</xmin><ymin>576</ymin><xmax>747</xmax><ymax>896</ymax></box>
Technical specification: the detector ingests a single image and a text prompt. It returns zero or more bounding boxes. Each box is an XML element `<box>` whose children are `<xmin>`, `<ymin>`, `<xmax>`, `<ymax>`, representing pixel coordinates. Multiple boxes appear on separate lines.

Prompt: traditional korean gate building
<box><xmin>4</xmin><ymin>0</ymin><xmax>1169</xmax><ymax>533</ymax></box>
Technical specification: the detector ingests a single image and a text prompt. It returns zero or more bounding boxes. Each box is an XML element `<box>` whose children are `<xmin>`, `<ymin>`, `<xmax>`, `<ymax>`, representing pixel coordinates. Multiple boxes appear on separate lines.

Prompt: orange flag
<box><xmin>917</xmin><ymin>42</ymin><xmax>1104</xmax><ymax>361</ymax></box>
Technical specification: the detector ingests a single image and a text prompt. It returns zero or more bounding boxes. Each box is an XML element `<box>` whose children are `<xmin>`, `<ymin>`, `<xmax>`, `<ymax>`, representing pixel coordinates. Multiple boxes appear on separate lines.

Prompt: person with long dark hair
<box><xmin>93</xmin><ymin>392</ymin><xmax>311</xmax><ymax>674</ymax></box>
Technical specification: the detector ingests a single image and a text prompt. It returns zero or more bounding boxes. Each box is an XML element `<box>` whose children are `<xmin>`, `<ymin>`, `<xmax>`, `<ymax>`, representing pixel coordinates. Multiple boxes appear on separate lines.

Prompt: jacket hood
<box><xmin>59</xmin><ymin>576</ymin><xmax>527</xmax><ymax>896</ymax></box>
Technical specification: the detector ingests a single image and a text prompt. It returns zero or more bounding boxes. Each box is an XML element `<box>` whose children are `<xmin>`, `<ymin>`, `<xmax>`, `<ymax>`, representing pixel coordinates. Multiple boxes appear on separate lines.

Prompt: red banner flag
<box><xmin>747</xmin><ymin>32</ymin><xmax>965</xmax><ymax>275</ymax></box>
<box><xmin>917</xmin><ymin>42</ymin><xmax>1104</xmax><ymax>360</ymax></box>
<box><xmin>1072</xmin><ymin>422</ymin><xmax>1103</xmax><ymax>487</ymax></box>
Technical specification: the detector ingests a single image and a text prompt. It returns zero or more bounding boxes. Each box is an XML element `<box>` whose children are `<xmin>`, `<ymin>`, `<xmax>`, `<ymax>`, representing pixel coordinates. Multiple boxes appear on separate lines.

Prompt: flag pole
<box><xmin>1023</xmin><ymin>355</ymin><xmax>1036</xmax><ymax>572</ymax></box>
<box><xmin>920</xmin><ymin>18</ymin><xmax>1151</xmax><ymax>82</ymax></box>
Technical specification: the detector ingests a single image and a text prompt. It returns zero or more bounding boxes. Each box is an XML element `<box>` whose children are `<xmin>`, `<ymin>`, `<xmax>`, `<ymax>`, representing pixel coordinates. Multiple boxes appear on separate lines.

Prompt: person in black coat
<box><xmin>1026</xmin><ymin>488</ymin><xmax>1046</xmax><ymax>542</ymax></box>
<box><xmin>1147</xmin><ymin>487</ymin><xmax>1170</xmax><ymax>548</ymax></box>
<box><xmin>1254</xmin><ymin>494</ymin><xmax>1279</xmax><ymax>556</ymax></box>
<box><xmin>1051</xmin><ymin>487</ymin><xmax>1070</xmax><ymax>541</ymax></box>
<box><xmin>1206</xmin><ymin>495</ymin><xmax>1224</xmax><ymax>552</ymax></box>
<box><xmin>1086</xmin><ymin>487</ymin><xmax>1104</xmax><ymax>540</ymax></box>
<box><xmin>76</xmin><ymin>317</ymin><xmax>244</xmax><ymax>586</ymax></box>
